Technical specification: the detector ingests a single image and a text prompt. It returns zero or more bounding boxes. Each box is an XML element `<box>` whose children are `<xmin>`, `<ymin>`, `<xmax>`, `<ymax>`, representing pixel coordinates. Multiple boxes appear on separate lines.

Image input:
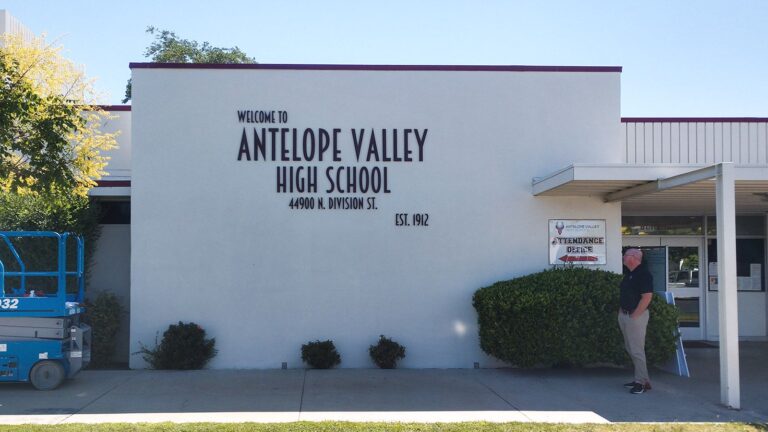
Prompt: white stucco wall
<box><xmin>89</xmin><ymin>224</ymin><xmax>131</xmax><ymax>362</ymax></box>
<box><xmin>99</xmin><ymin>110</ymin><xmax>132</xmax><ymax>181</ymax></box>
<box><xmin>130</xmin><ymin>67</ymin><xmax>623</xmax><ymax>369</ymax></box>
<box><xmin>706</xmin><ymin>291</ymin><xmax>767</xmax><ymax>338</ymax></box>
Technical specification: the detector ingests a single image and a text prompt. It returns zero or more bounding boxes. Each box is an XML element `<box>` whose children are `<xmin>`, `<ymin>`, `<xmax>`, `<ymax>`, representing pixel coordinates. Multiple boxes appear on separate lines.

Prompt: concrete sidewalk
<box><xmin>0</xmin><ymin>343</ymin><xmax>766</xmax><ymax>425</ymax></box>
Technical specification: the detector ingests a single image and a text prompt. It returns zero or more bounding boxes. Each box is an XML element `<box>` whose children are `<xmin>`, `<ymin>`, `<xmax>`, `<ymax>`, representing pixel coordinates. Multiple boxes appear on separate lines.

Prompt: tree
<box><xmin>0</xmin><ymin>34</ymin><xmax>118</xmax><ymax>197</ymax></box>
<box><xmin>122</xmin><ymin>27</ymin><xmax>256</xmax><ymax>103</ymax></box>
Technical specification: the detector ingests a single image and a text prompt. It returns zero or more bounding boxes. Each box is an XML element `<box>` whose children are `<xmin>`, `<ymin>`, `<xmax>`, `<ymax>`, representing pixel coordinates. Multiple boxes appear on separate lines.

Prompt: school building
<box><xmin>80</xmin><ymin>63</ymin><xmax>768</xmax><ymax>410</ymax></box>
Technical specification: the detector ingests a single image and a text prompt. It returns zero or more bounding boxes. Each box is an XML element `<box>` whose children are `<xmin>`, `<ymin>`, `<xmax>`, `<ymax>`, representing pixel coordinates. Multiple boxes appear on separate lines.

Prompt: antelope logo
<box><xmin>555</xmin><ymin>221</ymin><xmax>565</xmax><ymax>235</ymax></box>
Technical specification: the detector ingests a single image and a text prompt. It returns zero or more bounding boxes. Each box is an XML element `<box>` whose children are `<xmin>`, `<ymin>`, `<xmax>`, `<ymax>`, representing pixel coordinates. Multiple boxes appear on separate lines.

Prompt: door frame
<box><xmin>623</xmin><ymin>236</ymin><xmax>705</xmax><ymax>340</ymax></box>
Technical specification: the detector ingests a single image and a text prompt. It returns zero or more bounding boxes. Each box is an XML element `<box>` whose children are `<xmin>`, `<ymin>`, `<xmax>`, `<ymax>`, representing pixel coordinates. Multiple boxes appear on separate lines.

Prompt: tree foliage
<box><xmin>123</xmin><ymin>27</ymin><xmax>256</xmax><ymax>102</ymax></box>
<box><xmin>0</xmin><ymin>34</ymin><xmax>117</xmax><ymax>196</ymax></box>
<box><xmin>0</xmin><ymin>192</ymin><xmax>102</xmax><ymax>294</ymax></box>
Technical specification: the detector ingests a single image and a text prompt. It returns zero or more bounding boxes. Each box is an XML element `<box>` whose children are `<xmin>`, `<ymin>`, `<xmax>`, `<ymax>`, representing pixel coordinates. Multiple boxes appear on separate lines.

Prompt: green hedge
<box><xmin>473</xmin><ymin>267</ymin><xmax>679</xmax><ymax>367</ymax></box>
<box><xmin>0</xmin><ymin>192</ymin><xmax>101</xmax><ymax>294</ymax></box>
<box><xmin>83</xmin><ymin>292</ymin><xmax>123</xmax><ymax>368</ymax></box>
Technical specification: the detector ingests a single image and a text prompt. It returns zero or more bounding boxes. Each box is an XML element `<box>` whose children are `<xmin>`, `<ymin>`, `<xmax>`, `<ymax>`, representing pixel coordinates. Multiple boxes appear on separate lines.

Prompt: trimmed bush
<box><xmin>83</xmin><ymin>292</ymin><xmax>123</xmax><ymax>368</ymax></box>
<box><xmin>472</xmin><ymin>267</ymin><xmax>678</xmax><ymax>367</ymax></box>
<box><xmin>369</xmin><ymin>335</ymin><xmax>406</xmax><ymax>369</ymax></box>
<box><xmin>137</xmin><ymin>321</ymin><xmax>217</xmax><ymax>369</ymax></box>
<box><xmin>301</xmin><ymin>340</ymin><xmax>341</xmax><ymax>369</ymax></box>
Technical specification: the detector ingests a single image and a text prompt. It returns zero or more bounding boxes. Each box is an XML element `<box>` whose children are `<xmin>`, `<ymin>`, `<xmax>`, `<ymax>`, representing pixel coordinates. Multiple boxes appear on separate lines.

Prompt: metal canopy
<box><xmin>532</xmin><ymin>164</ymin><xmax>768</xmax><ymax>213</ymax></box>
<box><xmin>532</xmin><ymin>162</ymin><xmax>750</xmax><ymax>409</ymax></box>
<box><xmin>604</xmin><ymin>165</ymin><xmax>720</xmax><ymax>202</ymax></box>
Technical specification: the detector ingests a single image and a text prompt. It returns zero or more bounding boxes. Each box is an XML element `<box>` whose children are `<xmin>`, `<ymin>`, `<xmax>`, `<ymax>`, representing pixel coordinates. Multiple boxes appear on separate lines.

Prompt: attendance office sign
<box><xmin>549</xmin><ymin>219</ymin><xmax>606</xmax><ymax>265</ymax></box>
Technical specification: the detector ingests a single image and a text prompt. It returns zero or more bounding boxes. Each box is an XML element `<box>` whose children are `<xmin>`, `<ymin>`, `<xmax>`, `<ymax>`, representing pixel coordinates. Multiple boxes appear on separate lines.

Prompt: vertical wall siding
<box><xmin>622</xmin><ymin>121</ymin><xmax>768</xmax><ymax>165</ymax></box>
<box><xmin>0</xmin><ymin>10</ymin><xmax>35</xmax><ymax>42</ymax></box>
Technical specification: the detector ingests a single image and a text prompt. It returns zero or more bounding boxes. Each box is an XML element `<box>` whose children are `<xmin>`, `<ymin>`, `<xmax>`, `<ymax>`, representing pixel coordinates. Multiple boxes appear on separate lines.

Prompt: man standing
<box><xmin>619</xmin><ymin>248</ymin><xmax>654</xmax><ymax>394</ymax></box>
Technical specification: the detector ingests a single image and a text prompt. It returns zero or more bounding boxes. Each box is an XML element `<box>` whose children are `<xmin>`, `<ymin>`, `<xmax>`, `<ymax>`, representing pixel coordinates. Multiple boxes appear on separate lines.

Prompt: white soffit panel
<box><xmin>532</xmin><ymin>164</ymin><xmax>768</xmax><ymax>213</ymax></box>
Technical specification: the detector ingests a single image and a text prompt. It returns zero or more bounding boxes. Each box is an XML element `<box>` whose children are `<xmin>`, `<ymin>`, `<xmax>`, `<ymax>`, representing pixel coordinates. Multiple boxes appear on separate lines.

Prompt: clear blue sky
<box><xmin>3</xmin><ymin>0</ymin><xmax>767</xmax><ymax>116</ymax></box>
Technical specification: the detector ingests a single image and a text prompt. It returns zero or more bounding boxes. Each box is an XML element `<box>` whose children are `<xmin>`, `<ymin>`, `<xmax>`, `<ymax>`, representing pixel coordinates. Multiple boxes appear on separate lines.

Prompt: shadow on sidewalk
<box><xmin>0</xmin><ymin>342</ymin><xmax>765</xmax><ymax>424</ymax></box>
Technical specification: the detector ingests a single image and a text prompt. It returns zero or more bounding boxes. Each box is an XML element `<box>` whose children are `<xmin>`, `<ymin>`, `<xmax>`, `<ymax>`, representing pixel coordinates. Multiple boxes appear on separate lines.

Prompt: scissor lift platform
<box><xmin>0</xmin><ymin>231</ymin><xmax>91</xmax><ymax>390</ymax></box>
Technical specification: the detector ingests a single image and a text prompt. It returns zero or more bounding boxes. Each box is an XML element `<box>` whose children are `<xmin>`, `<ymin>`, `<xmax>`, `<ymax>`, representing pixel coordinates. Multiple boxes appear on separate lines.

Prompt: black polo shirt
<box><xmin>620</xmin><ymin>265</ymin><xmax>653</xmax><ymax>311</ymax></box>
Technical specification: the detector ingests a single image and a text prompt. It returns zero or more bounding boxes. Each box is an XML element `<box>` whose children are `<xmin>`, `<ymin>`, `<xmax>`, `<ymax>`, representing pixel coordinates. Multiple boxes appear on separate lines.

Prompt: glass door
<box><xmin>663</xmin><ymin>238</ymin><xmax>703</xmax><ymax>340</ymax></box>
<box><xmin>623</xmin><ymin>237</ymin><xmax>704</xmax><ymax>340</ymax></box>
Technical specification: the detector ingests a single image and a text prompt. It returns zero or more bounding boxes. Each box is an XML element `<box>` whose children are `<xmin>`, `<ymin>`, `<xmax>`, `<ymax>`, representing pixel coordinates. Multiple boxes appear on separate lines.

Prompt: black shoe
<box><xmin>623</xmin><ymin>381</ymin><xmax>637</xmax><ymax>388</ymax></box>
<box><xmin>630</xmin><ymin>383</ymin><xmax>645</xmax><ymax>394</ymax></box>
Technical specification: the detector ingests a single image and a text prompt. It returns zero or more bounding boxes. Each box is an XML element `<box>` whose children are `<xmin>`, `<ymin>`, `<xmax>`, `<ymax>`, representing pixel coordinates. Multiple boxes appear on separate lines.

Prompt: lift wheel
<box><xmin>30</xmin><ymin>360</ymin><xmax>65</xmax><ymax>390</ymax></box>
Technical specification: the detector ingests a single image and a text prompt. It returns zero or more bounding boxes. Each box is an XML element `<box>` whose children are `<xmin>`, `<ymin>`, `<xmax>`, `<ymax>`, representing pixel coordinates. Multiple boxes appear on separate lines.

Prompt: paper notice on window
<box><xmin>709</xmin><ymin>262</ymin><xmax>718</xmax><ymax>276</ymax></box>
<box><xmin>750</xmin><ymin>264</ymin><xmax>762</xmax><ymax>291</ymax></box>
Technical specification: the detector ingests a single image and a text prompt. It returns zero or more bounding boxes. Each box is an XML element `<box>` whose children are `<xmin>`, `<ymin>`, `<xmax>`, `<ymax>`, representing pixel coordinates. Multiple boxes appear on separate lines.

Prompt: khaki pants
<box><xmin>618</xmin><ymin>310</ymin><xmax>650</xmax><ymax>384</ymax></box>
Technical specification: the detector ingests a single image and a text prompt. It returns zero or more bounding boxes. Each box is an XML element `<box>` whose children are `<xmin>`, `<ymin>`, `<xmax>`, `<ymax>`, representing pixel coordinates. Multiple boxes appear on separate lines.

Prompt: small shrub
<box><xmin>137</xmin><ymin>321</ymin><xmax>216</xmax><ymax>370</ymax></box>
<box><xmin>83</xmin><ymin>292</ymin><xmax>123</xmax><ymax>368</ymax></box>
<box><xmin>301</xmin><ymin>340</ymin><xmax>341</xmax><ymax>369</ymax></box>
<box><xmin>473</xmin><ymin>267</ymin><xmax>678</xmax><ymax>368</ymax></box>
<box><xmin>369</xmin><ymin>335</ymin><xmax>406</xmax><ymax>369</ymax></box>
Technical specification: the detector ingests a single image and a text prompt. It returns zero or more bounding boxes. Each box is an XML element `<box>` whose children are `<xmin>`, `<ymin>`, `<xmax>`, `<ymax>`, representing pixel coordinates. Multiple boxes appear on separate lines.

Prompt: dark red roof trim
<box><xmin>79</xmin><ymin>105</ymin><xmax>131</xmax><ymax>111</ymax></box>
<box><xmin>96</xmin><ymin>180</ymin><xmax>131</xmax><ymax>188</ymax></box>
<box><xmin>129</xmin><ymin>63</ymin><xmax>622</xmax><ymax>73</ymax></box>
<box><xmin>96</xmin><ymin>105</ymin><xmax>131</xmax><ymax>111</ymax></box>
<box><xmin>622</xmin><ymin>117</ymin><xmax>768</xmax><ymax>123</ymax></box>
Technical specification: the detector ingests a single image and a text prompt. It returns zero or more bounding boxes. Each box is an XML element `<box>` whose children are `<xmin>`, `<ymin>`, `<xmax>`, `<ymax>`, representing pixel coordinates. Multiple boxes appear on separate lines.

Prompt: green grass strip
<box><xmin>0</xmin><ymin>422</ymin><xmax>764</xmax><ymax>432</ymax></box>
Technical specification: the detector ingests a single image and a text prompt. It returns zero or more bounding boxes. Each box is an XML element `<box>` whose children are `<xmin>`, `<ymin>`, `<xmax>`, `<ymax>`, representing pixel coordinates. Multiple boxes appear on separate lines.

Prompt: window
<box><xmin>706</xmin><ymin>215</ymin><xmax>765</xmax><ymax>236</ymax></box>
<box><xmin>707</xmin><ymin>238</ymin><xmax>765</xmax><ymax>291</ymax></box>
<box><xmin>97</xmin><ymin>201</ymin><xmax>130</xmax><ymax>224</ymax></box>
<box><xmin>621</xmin><ymin>216</ymin><xmax>703</xmax><ymax>236</ymax></box>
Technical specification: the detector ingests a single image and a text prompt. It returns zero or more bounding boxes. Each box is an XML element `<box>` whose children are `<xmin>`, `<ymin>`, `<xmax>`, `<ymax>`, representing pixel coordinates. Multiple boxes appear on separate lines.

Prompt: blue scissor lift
<box><xmin>0</xmin><ymin>231</ymin><xmax>91</xmax><ymax>390</ymax></box>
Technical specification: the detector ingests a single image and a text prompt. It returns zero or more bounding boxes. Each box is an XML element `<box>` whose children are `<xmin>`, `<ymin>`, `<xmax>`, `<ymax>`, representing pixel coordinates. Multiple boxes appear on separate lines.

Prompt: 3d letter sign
<box><xmin>549</xmin><ymin>220</ymin><xmax>606</xmax><ymax>265</ymax></box>
<box><xmin>235</xmin><ymin>109</ymin><xmax>430</xmax><ymax>218</ymax></box>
